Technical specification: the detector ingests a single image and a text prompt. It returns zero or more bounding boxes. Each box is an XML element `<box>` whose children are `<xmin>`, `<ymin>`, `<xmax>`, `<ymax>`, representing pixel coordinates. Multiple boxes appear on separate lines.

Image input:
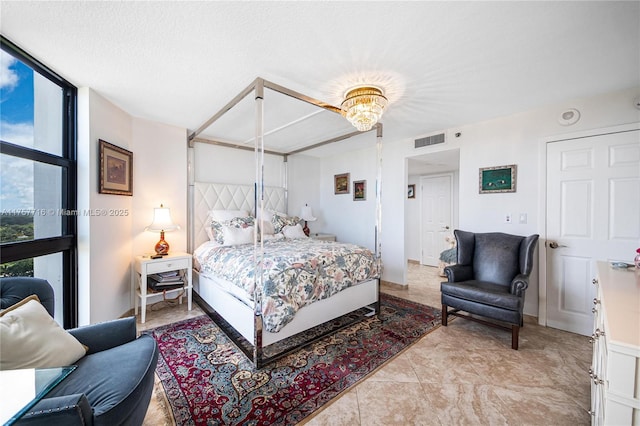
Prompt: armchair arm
<box><xmin>444</xmin><ymin>264</ymin><xmax>474</xmax><ymax>282</ymax></box>
<box><xmin>68</xmin><ymin>316</ymin><xmax>137</xmax><ymax>355</ymax></box>
<box><xmin>510</xmin><ymin>273</ymin><xmax>530</xmax><ymax>297</ymax></box>
<box><xmin>18</xmin><ymin>393</ymin><xmax>92</xmax><ymax>426</ymax></box>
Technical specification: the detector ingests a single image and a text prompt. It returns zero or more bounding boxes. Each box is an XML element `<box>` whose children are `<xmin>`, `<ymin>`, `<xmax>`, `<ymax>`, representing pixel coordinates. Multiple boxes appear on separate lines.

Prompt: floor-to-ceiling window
<box><xmin>0</xmin><ymin>36</ymin><xmax>77</xmax><ymax>328</ymax></box>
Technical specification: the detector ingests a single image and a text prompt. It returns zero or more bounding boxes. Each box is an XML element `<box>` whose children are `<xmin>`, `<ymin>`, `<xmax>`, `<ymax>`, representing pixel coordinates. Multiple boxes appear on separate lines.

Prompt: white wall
<box><xmin>381</xmin><ymin>86</ymin><xmax>640</xmax><ymax>316</ymax></box>
<box><xmin>287</xmin><ymin>154</ymin><xmax>321</xmax><ymax>228</ymax></box>
<box><xmin>319</xmin><ymin>145</ymin><xmax>378</xmax><ymax>250</ymax></box>
<box><xmin>78</xmin><ymin>89</ymin><xmax>188</xmax><ymax>324</ymax></box>
<box><xmin>131</xmin><ymin>118</ymin><xmax>188</xmax><ymax>257</ymax></box>
<box><xmin>77</xmin><ymin>88</ymin><xmax>133</xmax><ymax>325</ymax></box>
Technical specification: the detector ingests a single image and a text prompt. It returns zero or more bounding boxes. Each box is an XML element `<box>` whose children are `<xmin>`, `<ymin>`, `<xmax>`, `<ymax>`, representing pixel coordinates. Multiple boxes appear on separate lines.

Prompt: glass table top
<box><xmin>0</xmin><ymin>365</ymin><xmax>76</xmax><ymax>426</ymax></box>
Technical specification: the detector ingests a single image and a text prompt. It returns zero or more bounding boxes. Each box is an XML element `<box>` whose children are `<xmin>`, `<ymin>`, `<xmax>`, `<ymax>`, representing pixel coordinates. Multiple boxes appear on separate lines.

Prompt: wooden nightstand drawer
<box><xmin>146</xmin><ymin>258</ymin><xmax>190</xmax><ymax>274</ymax></box>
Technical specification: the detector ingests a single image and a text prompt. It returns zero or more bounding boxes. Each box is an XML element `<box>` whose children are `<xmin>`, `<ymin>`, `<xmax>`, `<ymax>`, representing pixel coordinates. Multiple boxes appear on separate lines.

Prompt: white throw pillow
<box><xmin>0</xmin><ymin>296</ymin><xmax>87</xmax><ymax>370</ymax></box>
<box><xmin>222</xmin><ymin>224</ymin><xmax>254</xmax><ymax>245</ymax></box>
<box><xmin>282</xmin><ymin>224</ymin><xmax>308</xmax><ymax>239</ymax></box>
<box><xmin>209</xmin><ymin>209</ymin><xmax>249</xmax><ymax>222</ymax></box>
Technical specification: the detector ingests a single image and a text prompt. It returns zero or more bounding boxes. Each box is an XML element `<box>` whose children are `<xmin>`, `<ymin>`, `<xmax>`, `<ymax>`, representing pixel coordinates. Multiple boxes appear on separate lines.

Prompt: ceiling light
<box><xmin>340</xmin><ymin>86</ymin><xmax>388</xmax><ymax>132</ymax></box>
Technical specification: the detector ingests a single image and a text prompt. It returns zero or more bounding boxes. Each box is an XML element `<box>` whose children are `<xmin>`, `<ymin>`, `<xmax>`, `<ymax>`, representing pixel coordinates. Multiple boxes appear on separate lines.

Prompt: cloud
<box><xmin>0</xmin><ymin>120</ymin><xmax>35</xmax><ymax>210</ymax></box>
<box><xmin>0</xmin><ymin>51</ymin><xmax>18</xmax><ymax>91</ymax></box>
<box><xmin>0</xmin><ymin>120</ymin><xmax>34</xmax><ymax>147</ymax></box>
<box><xmin>0</xmin><ymin>153</ymin><xmax>34</xmax><ymax>210</ymax></box>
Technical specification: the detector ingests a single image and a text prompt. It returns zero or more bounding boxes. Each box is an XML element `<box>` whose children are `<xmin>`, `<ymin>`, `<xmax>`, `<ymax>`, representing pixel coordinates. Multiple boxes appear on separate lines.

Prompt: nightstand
<box><xmin>311</xmin><ymin>233</ymin><xmax>336</xmax><ymax>242</ymax></box>
<box><xmin>133</xmin><ymin>252</ymin><xmax>192</xmax><ymax>323</ymax></box>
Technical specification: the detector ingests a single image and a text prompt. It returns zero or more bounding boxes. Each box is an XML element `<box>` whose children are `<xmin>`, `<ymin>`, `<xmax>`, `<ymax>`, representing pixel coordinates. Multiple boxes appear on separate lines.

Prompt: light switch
<box><xmin>519</xmin><ymin>213</ymin><xmax>527</xmax><ymax>224</ymax></box>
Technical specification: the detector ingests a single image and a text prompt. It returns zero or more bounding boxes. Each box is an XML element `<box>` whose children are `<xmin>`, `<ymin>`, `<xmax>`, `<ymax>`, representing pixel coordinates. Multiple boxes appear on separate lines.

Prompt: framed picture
<box><xmin>99</xmin><ymin>139</ymin><xmax>133</xmax><ymax>196</ymax></box>
<box><xmin>479</xmin><ymin>164</ymin><xmax>516</xmax><ymax>193</ymax></box>
<box><xmin>408</xmin><ymin>184</ymin><xmax>416</xmax><ymax>199</ymax></box>
<box><xmin>353</xmin><ymin>180</ymin><xmax>366</xmax><ymax>201</ymax></box>
<box><xmin>334</xmin><ymin>173</ymin><xmax>350</xmax><ymax>194</ymax></box>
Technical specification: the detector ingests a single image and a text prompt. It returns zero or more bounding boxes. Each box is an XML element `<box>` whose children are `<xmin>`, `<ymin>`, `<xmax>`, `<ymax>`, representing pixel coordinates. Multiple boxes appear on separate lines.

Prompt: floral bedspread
<box><xmin>195</xmin><ymin>238</ymin><xmax>380</xmax><ymax>332</ymax></box>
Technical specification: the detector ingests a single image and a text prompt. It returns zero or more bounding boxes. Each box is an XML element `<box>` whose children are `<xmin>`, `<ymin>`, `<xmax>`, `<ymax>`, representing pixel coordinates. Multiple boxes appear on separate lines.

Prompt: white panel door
<box><xmin>420</xmin><ymin>175</ymin><xmax>452</xmax><ymax>266</ymax></box>
<box><xmin>546</xmin><ymin>129</ymin><xmax>640</xmax><ymax>335</ymax></box>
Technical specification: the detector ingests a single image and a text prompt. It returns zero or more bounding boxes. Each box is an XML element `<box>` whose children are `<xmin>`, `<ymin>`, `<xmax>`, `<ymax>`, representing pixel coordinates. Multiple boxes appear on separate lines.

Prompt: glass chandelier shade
<box><xmin>340</xmin><ymin>86</ymin><xmax>388</xmax><ymax>132</ymax></box>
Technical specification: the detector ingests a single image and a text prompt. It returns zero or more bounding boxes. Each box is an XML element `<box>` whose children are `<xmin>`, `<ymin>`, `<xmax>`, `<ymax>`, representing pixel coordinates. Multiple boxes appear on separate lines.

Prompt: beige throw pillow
<box><xmin>0</xmin><ymin>295</ymin><xmax>87</xmax><ymax>370</ymax></box>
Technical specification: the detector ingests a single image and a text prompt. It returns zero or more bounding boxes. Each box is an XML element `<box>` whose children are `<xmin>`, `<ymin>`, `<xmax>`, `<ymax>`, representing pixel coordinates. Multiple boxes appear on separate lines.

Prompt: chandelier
<box><xmin>340</xmin><ymin>86</ymin><xmax>388</xmax><ymax>132</ymax></box>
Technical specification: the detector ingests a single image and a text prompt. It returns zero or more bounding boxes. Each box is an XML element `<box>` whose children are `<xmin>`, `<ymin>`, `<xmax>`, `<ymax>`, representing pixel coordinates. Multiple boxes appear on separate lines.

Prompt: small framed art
<box><xmin>353</xmin><ymin>180</ymin><xmax>366</xmax><ymax>201</ymax></box>
<box><xmin>408</xmin><ymin>184</ymin><xmax>416</xmax><ymax>199</ymax></box>
<box><xmin>99</xmin><ymin>139</ymin><xmax>133</xmax><ymax>196</ymax></box>
<box><xmin>334</xmin><ymin>173</ymin><xmax>350</xmax><ymax>194</ymax></box>
<box><xmin>479</xmin><ymin>164</ymin><xmax>516</xmax><ymax>194</ymax></box>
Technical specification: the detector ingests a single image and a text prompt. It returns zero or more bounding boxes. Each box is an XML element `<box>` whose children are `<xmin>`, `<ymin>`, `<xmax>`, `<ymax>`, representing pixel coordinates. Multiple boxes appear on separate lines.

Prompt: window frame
<box><xmin>0</xmin><ymin>35</ymin><xmax>78</xmax><ymax>328</ymax></box>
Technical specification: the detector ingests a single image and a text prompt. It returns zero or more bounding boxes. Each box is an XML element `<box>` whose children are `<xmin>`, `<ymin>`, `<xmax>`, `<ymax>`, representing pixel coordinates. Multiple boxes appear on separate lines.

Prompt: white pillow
<box><xmin>282</xmin><ymin>224</ymin><xmax>308</xmax><ymax>239</ymax></box>
<box><xmin>0</xmin><ymin>296</ymin><xmax>87</xmax><ymax>370</ymax></box>
<box><xmin>209</xmin><ymin>209</ymin><xmax>249</xmax><ymax>222</ymax></box>
<box><xmin>222</xmin><ymin>224</ymin><xmax>255</xmax><ymax>245</ymax></box>
<box><xmin>258</xmin><ymin>219</ymin><xmax>275</xmax><ymax>236</ymax></box>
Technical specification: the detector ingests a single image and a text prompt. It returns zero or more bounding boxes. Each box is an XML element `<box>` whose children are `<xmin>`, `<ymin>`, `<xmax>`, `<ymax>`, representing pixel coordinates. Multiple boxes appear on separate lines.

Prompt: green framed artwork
<box><xmin>479</xmin><ymin>164</ymin><xmax>516</xmax><ymax>193</ymax></box>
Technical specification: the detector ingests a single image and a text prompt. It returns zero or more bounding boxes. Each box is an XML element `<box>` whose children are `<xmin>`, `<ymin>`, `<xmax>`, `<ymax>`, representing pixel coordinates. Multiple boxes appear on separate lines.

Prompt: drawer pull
<box><xmin>592</xmin><ymin>307</ymin><xmax>598</xmax><ymax>314</ymax></box>
<box><xmin>588</xmin><ymin>367</ymin><xmax>593</xmax><ymax>377</ymax></box>
<box><xmin>593</xmin><ymin>298</ymin><xmax>600</xmax><ymax>305</ymax></box>
<box><xmin>588</xmin><ymin>410</ymin><xmax>596</xmax><ymax>417</ymax></box>
<box><xmin>592</xmin><ymin>278</ymin><xmax>598</xmax><ymax>285</ymax></box>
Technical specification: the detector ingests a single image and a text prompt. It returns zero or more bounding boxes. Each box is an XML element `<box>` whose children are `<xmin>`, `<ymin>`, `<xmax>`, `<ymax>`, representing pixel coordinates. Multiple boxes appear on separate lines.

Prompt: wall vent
<box><xmin>415</xmin><ymin>133</ymin><xmax>445</xmax><ymax>148</ymax></box>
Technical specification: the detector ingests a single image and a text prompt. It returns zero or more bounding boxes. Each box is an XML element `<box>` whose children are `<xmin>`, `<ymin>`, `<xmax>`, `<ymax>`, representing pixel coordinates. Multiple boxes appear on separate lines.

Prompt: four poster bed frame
<box><xmin>186</xmin><ymin>78</ymin><xmax>383</xmax><ymax>368</ymax></box>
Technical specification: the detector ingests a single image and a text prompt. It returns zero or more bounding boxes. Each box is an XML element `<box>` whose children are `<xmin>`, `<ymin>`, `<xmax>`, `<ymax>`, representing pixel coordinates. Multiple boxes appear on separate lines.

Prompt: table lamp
<box><xmin>145</xmin><ymin>204</ymin><xmax>180</xmax><ymax>255</ymax></box>
<box><xmin>300</xmin><ymin>204</ymin><xmax>317</xmax><ymax>237</ymax></box>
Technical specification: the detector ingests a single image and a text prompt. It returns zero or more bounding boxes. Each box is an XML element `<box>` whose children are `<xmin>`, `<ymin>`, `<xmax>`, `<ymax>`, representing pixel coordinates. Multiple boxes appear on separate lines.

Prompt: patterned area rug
<box><xmin>144</xmin><ymin>293</ymin><xmax>440</xmax><ymax>425</ymax></box>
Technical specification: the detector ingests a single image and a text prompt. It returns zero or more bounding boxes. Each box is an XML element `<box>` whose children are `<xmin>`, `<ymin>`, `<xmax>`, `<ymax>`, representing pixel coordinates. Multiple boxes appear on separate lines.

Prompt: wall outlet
<box><xmin>505</xmin><ymin>213</ymin><xmax>512</xmax><ymax>224</ymax></box>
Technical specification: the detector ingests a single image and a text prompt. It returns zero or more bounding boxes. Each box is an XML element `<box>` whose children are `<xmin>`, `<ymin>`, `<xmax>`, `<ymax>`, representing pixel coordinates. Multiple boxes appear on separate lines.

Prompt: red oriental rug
<box><xmin>144</xmin><ymin>293</ymin><xmax>440</xmax><ymax>425</ymax></box>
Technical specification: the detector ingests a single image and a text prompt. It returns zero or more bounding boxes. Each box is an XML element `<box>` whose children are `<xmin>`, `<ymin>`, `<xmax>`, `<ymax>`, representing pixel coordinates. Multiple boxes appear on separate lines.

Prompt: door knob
<box><xmin>548</xmin><ymin>241</ymin><xmax>568</xmax><ymax>249</ymax></box>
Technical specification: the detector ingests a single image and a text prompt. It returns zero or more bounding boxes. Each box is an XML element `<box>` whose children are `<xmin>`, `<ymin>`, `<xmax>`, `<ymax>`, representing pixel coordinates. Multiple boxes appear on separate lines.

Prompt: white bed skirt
<box><xmin>193</xmin><ymin>270</ymin><xmax>379</xmax><ymax>347</ymax></box>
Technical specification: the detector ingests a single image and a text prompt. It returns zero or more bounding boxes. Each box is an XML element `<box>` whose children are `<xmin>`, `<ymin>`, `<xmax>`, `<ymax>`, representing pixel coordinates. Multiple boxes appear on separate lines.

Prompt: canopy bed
<box><xmin>186</xmin><ymin>78</ymin><xmax>384</xmax><ymax>368</ymax></box>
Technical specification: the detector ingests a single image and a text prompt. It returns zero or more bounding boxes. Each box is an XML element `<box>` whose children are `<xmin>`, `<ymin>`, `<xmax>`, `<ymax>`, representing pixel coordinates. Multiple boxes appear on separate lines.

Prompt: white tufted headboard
<box><xmin>191</xmin><ymin>182</ymin><xmax>287</xmax><ymax>249</ymax></box>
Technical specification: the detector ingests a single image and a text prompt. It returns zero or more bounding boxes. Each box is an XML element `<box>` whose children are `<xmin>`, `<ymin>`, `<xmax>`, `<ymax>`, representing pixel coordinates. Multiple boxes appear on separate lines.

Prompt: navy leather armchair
<box><xmin>440</xmin><ymin>230</ymin><xmax>539</xmax><ymax>349</ymax></box>
<box><xmin>0</xmin><ymin>277</ymin><xmax>159</xmax><ymax>425</ymax></box>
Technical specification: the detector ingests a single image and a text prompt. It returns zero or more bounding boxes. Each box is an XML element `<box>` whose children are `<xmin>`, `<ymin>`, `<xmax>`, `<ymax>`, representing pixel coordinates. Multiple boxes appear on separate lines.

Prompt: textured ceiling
<box><xmin>1</xmin><ymin>1</ymin><xmax>639</xmax><ymax>157</ymax></box>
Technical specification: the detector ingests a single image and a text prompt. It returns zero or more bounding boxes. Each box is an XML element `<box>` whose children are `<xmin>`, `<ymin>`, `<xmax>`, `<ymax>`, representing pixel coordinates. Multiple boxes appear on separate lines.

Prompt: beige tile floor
<box><xmin>139</xmin><ymin>263</ymin><xmax>592</xmax><ymax>425</ymax></box>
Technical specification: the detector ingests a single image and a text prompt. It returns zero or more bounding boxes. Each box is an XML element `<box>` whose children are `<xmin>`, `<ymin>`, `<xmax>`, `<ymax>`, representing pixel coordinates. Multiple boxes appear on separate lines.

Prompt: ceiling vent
<box><xmin>415</xmin><ymin>133</ymin><xmax>445</xmax><ymax>148</ymax></box>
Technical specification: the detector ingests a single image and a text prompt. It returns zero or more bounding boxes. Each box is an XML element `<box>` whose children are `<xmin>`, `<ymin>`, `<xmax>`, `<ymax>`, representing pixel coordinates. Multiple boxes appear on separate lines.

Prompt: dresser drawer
<box><xmin>146</xmin><ymin>258</ymin><xmax>190</xmax><ymax>274</ymax></box>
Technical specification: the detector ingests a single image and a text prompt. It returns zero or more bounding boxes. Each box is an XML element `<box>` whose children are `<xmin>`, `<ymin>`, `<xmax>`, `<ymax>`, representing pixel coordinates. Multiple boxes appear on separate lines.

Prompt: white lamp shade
<box><xmin>300</xmin><ymin>205</ymin><xmax>317</xmax><ymax>222</ymax></box>
<box><xmin>145</xmin><ymin>206</ymin><xmax>180</xmax><ymax>232</ymax></box>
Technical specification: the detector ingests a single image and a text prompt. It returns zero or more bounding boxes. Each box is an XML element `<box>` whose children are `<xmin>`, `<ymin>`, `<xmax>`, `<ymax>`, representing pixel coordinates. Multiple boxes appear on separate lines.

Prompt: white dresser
<box><xmin>591</xmin><ymin>262</ymin><xmax>640</xmax><ymax>425</ymax></box>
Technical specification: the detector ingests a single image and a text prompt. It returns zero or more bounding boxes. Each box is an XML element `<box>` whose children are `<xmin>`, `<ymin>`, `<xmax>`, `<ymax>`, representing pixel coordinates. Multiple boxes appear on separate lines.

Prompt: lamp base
<box><xmin>155</xmin><ymin>231</ymin><xmax>170</xmax><ymax>255</ymax></box>
<box><xmin>303</xmin><ymin>221</ymin><xmax>310</xmax><ymax>237</ymax></box>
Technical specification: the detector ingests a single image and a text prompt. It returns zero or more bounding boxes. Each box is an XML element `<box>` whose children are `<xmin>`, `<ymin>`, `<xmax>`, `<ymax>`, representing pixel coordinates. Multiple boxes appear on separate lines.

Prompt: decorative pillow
<box><xmin>0</xmin><ymin>295</ymin><xmax>87</xmax><ymax>370</ymax></box>
<box><xmin>256</xmin><ymin>209</ymin><xmax>286</xmax><ymax>223</ymax></box>
<box><xmin>282</xmin><ymin>224</ymin><xmax>308</xmax><ymax>239</ymax></box>
<box><xmin>258</xmin><ymin>219</ymin><xmax>275</xmax><ymax>236</ymax></box>
<box><xmin>205</xmin><ymin>210</ymin><xmax>250</xmax><ymax>242</ymax></box>
<box><xmin>208</xmin><ymin>216</ymin><xmax>255</xmax><ymax>244</ymax></box>
<box><xmin>221</xmin><ymin>225</ymin><xmax>254</xmax><ymax>245</ymax></box>
<box><xmin>271</xmin><ymin>213</ymin><xmax>300</xmax><ymax>234</ymax></box>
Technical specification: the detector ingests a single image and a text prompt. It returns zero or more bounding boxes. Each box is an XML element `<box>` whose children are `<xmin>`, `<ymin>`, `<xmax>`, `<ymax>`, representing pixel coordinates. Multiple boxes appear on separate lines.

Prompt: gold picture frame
<box><xmin>334</xmin><ymin>173</ymin><xmax>350</xmax><ymax>194</ymax></box>
<box><xmin>479</xmin><ymin>164</ymin><xmax>516</xmax><ymax>193</ymax></box>
<box><xmin>99</xmin><ymin>139</ymin><xmax>133</xmax><ymax>196</ymax></box>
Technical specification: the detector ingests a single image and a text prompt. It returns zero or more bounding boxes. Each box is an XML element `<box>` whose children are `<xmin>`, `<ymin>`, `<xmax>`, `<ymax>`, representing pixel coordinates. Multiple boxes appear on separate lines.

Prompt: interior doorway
<box><xmin>405</xmin><ymin>148</ymin><xmax>460</xmax><ymax>266</ymax></box>
<box><xmin>420</xmin><ymin>174</ymin><xmax>453</xmax><ymax>266</ymax></box>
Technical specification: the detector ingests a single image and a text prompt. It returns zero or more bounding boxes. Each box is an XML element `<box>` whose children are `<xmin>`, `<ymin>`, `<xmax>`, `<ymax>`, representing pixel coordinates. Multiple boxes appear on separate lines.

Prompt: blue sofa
<box><xmin>0</xmin><ymin>277</ymin><xmax>159</xmax><ymax>425</ymax></box>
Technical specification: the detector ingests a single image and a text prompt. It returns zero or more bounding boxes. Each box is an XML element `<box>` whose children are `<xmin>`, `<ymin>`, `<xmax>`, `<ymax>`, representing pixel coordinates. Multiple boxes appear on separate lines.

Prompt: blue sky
<box><xmin>1</xmin><ymin>50</ymin><xmax>35</xmax><ymax>210</ymax></box>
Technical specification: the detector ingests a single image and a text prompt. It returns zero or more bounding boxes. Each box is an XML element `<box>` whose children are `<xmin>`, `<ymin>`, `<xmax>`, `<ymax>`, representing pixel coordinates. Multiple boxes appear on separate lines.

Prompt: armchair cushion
<box><xmin>441</xmin><ymin>280</ymin><xmax>522</xmax><ymax>311</ymax></box>
<box><xmin>0</xmin><ymin>296</ymin><xmax>86</xmax><ymax>370</ymax></box>
<box><xmin>42</xmin><ymin>333</ymin><xmax>158</xmax><ymax>426</ymax></box>
<box><xmin>68</xmin><ymin>316</ymin><xmax>137</xmax><ymax>355</ymax></box>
